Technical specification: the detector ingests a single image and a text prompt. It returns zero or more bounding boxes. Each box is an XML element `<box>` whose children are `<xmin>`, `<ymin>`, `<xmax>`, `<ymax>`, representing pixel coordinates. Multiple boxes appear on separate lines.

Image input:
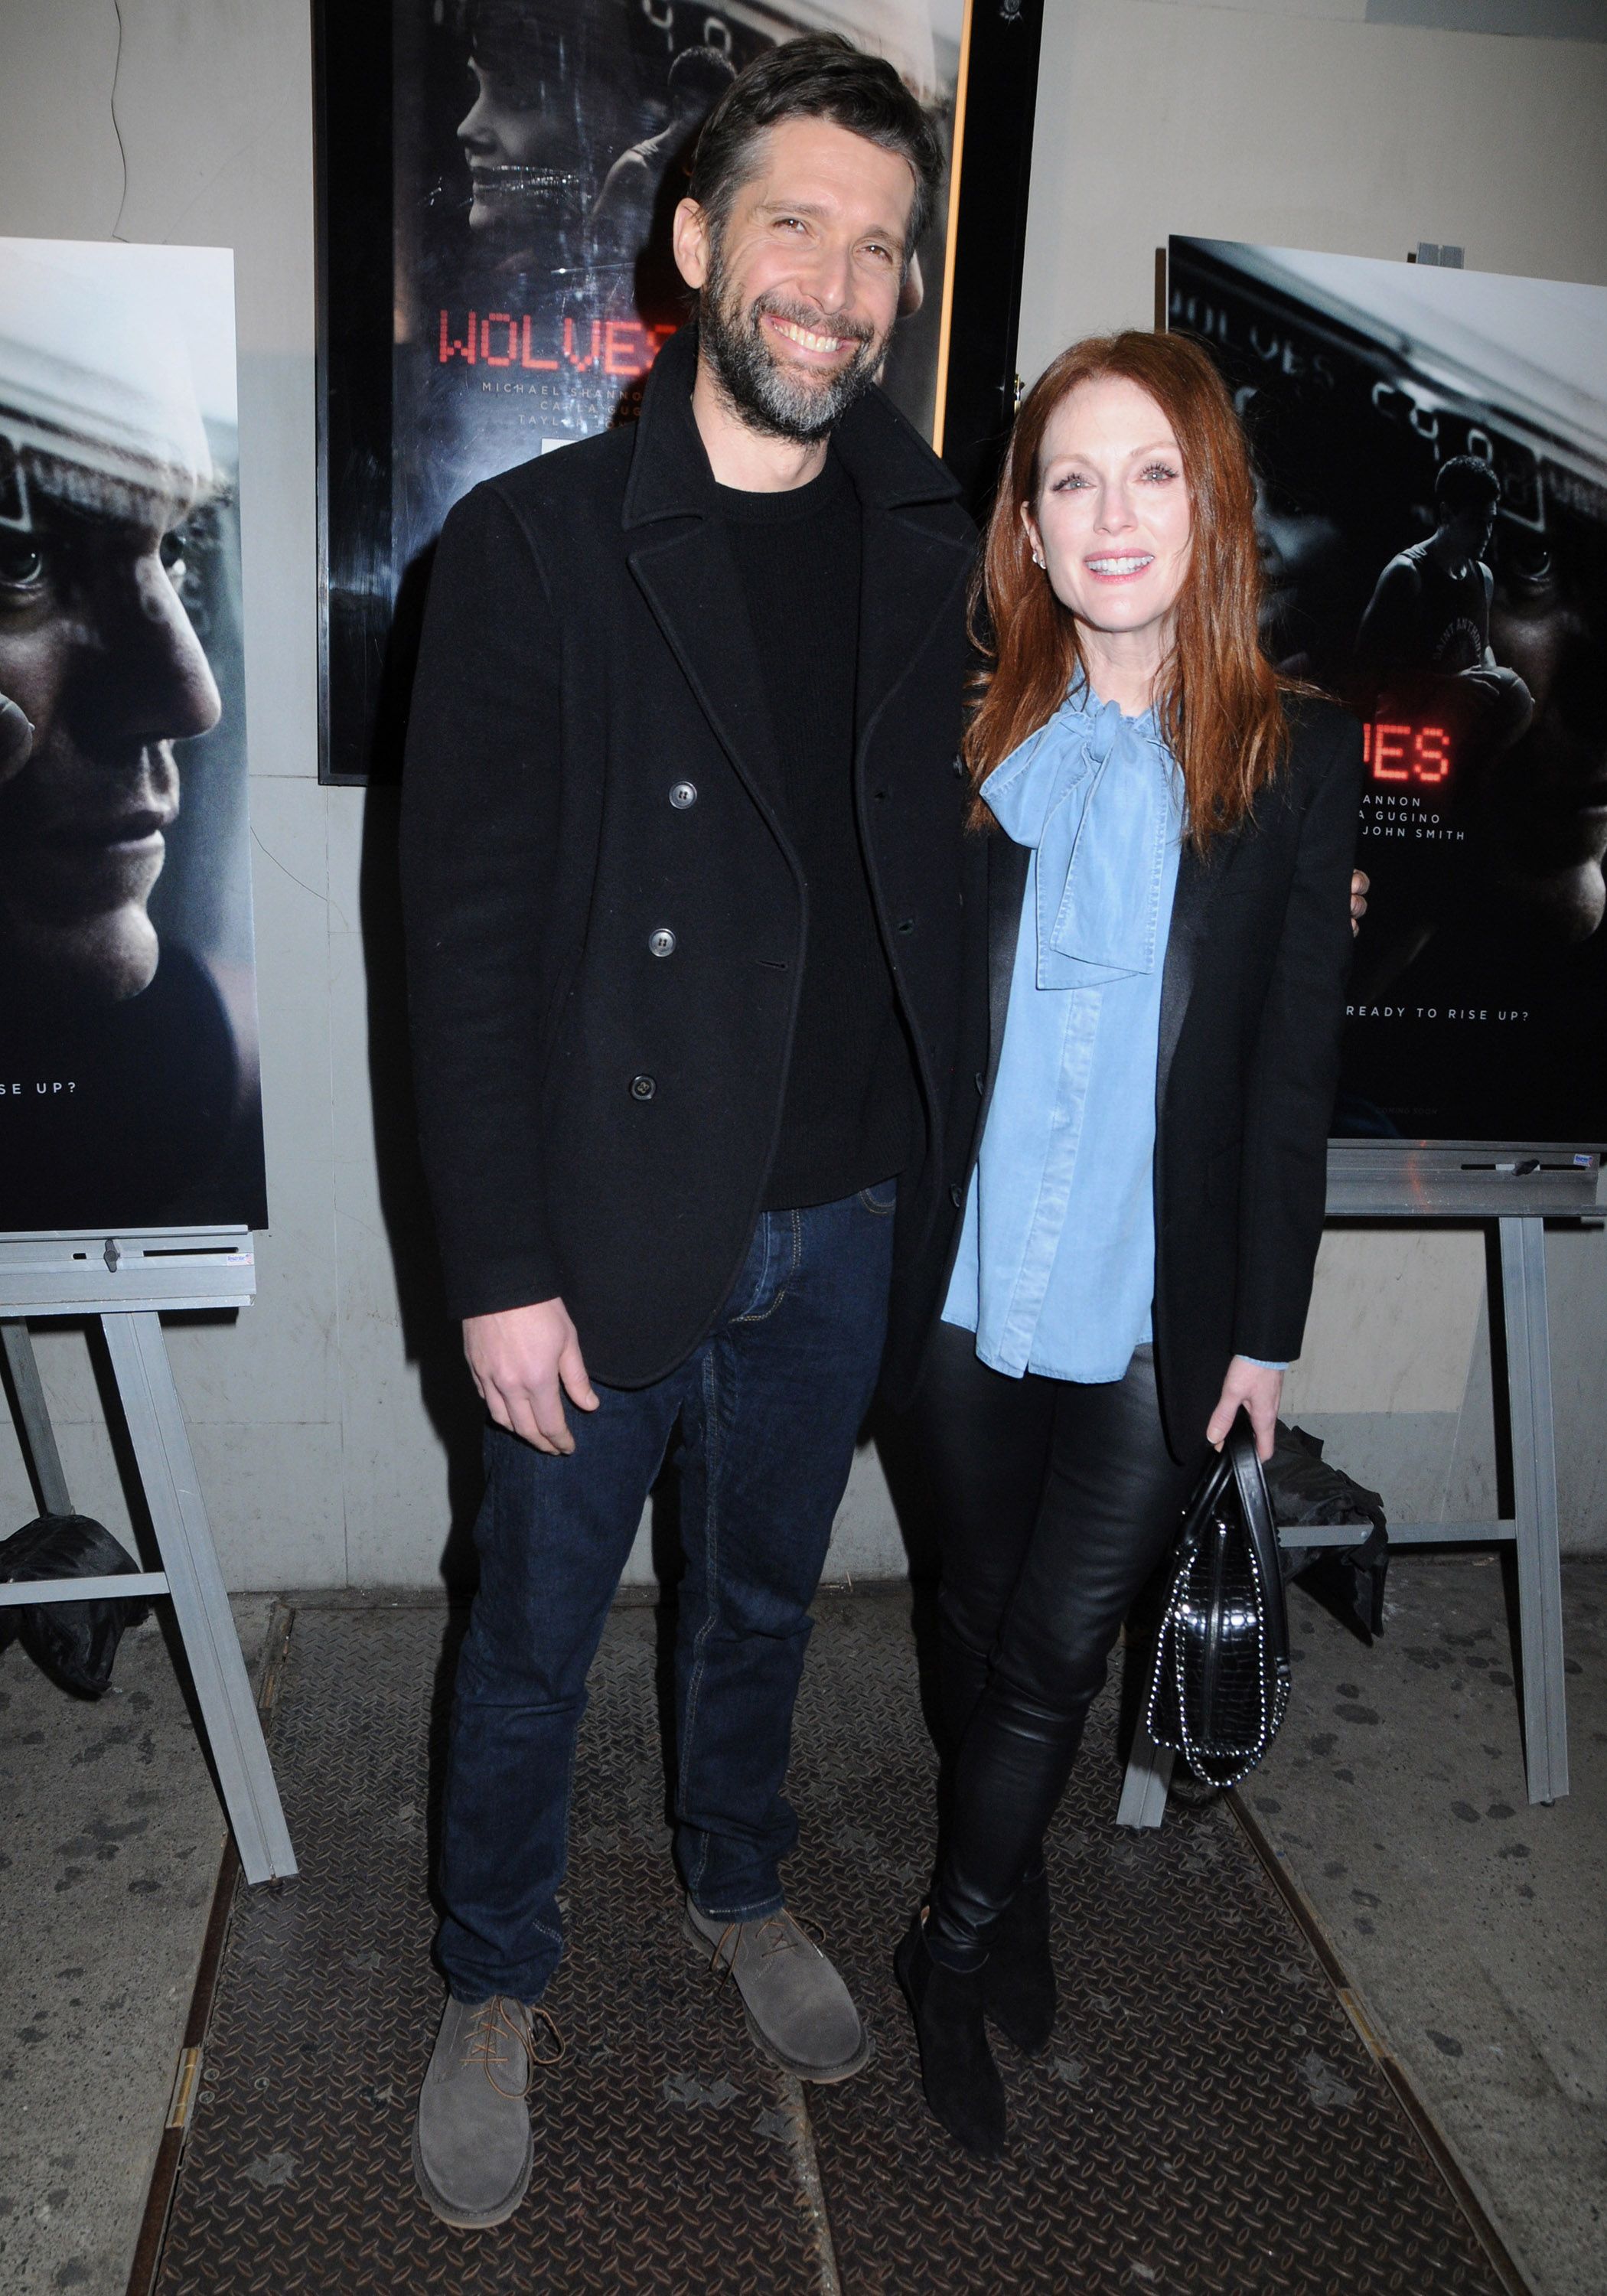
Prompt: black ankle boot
<box><xmin>893</xmin><ymin>1912</ymin><xmax>1006</xmax><ymax>2159</ymax></box>
<box><xmin>983</xmin><ymin>1867</ymin><xmax>1056</xmax><ymax>2054</ymax></box>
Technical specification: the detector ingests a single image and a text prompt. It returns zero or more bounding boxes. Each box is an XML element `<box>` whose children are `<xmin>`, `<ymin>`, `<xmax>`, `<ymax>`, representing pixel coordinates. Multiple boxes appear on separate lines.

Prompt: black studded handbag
<box><xmin>1146</xmin><ymin>1408</ymin><xmax>1291</xmax><ymax>1788</ymax></box>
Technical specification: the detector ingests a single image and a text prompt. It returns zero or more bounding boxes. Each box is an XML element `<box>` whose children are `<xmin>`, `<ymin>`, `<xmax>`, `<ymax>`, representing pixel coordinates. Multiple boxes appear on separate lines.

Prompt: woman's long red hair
<box><xmin>965</xmin><ymin>330</ymin><xmax>1298</xmax><ymax>845</ymax></box>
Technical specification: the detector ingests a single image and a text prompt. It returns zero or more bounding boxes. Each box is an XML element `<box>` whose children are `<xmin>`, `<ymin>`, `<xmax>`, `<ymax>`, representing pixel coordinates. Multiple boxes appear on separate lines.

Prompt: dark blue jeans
<box><xmin>435</xmin><ymin>1186</ymin><xmax>897</xmax><ymax>2006</ymax></box>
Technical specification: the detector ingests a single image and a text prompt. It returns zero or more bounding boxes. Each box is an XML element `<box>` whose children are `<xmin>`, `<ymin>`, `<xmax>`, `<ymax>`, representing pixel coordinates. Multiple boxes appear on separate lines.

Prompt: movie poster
<box><xmin>1170</xmin><ymin>238</ymin><xmax>1607</xmax><ymax>1148</ymax></box>
<box><xmin>388</xmin><ymin>0</ymin><xmax>963</xmax><ymax>612</ymax></box>
<box><xmin>0</xmin><ymin>239</ymin><xmax>268</xmax><ymax>1234</ymax></box>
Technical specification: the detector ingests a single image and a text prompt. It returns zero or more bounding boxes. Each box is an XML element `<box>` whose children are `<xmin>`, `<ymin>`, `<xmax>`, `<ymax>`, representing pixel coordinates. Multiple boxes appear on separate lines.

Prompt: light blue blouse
<box><xmin>942</xmin><ymin>683</ymin><xmax>1185</xmax><ymax>1382</ymax></box>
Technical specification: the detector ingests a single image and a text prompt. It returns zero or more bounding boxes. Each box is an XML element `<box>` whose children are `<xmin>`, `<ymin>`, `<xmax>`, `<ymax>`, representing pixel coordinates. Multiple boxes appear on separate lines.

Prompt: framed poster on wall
<box><xmin>315</xmin><ymin>0</ymin><xmax>1043</xmax><ymax>785</ymax></box>
<box><xmin>1169</xmin><ymin>236</ymin><xmax>1607</xmax><ymax>1150</ymax></box>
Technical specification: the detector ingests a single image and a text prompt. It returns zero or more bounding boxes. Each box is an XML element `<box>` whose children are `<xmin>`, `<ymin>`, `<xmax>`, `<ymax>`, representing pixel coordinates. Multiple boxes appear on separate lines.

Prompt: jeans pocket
<box><xmin>858</xmin><ymin>1179</ymin><xmax>898</xmax><ymax>1217</ymax></box>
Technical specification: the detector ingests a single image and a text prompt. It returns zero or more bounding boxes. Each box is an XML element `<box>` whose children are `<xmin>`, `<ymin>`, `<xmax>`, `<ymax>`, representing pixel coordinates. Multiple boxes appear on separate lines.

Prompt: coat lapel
<box><xmin>621</xmin><ymin>330</ymin><xmax>792</xmax><ymax>835</ymax></box>
<box><xmin>830</xmin><ymin>384</ymin><xmax>971</xmax><ymax>752</ymax></box>
<box><xmin>627</xmin><ymin>523</ymin><xmax>790</xmax><ymax>838</ymax></box>
<box><xmin>1156</xmin><ymin>836</ymin><xmax>1229</xmax><ymax>1123</ymax></box>
<box><xmin>853</xmin><ymin>505</ymin><xmax>973</xmax><ymax>753</ymax></box>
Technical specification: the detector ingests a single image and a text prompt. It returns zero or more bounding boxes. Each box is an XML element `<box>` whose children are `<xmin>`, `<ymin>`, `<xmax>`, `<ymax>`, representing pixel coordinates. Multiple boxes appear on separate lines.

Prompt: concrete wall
<box><xmin>1</xmin><ymin>0</ymin><xmax>1604</xmax><ymax>1589</ymax></box>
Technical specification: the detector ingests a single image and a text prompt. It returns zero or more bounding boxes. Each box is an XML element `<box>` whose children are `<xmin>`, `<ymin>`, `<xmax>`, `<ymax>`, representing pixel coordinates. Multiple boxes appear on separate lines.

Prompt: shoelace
<box><xmin>464</xmin><ymin>1995</ymin><xmax>566</xmax><ymax>2099</ymax></box>
<box><xmin>702</xmin><ymin>1912</ymin><xmax>820</xmax><ymax>1983</ymax></box>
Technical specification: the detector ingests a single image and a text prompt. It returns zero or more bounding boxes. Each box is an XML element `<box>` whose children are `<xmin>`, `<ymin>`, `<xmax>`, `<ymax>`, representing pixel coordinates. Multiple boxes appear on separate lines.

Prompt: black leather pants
<box><xmin>914</xmin><ymin>1319</ymin><xmax>1200</xmax><ymax>1970</ymax></box>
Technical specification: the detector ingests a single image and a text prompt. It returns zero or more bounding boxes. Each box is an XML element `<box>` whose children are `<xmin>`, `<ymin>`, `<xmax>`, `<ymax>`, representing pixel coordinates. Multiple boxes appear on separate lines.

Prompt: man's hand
<box><xmin>1205</xmin><ymin>1355</ymin><xmax>1283</xmax><ymax>1463</ymax></box>
<box><xmin>463</xmin><ymin>1298</ymin><xmax>599</xmax><ymax>1456</ymax></box>
<box><xmin>1350</xmin><ymin>867</ymin><xmax>1369</xmax><ymax>937</ymax></box>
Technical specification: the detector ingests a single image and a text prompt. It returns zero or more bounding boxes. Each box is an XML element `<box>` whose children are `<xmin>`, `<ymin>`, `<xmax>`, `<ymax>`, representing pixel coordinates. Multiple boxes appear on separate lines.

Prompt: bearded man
<box><xmin>401</xmin><ymin>35</ymin><xmax>980</xmax><ymax>2229</ymax></box>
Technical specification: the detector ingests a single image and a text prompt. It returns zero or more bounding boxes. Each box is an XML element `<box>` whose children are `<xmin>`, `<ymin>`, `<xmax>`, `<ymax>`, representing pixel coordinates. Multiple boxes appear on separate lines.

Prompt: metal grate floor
<box><xmin>147</xmin><ymin>1596</ymin><xmax>1511</xmax><ymax>2294</ymax></box>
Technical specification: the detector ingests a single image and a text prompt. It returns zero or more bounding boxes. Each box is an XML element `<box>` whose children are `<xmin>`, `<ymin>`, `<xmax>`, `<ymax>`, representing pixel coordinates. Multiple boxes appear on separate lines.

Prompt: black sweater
<box><xmin>719</xmin><ymin>452</ymin><xmax>913</xmax><ymax>1209</ymax></box>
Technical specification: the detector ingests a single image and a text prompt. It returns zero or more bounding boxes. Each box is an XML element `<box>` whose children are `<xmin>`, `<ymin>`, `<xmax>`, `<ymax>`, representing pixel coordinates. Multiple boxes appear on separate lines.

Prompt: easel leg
<box><xmin>2</xmin><ymin>1319</ymin><xmax>73</xmax><ymax>1517</ymax></box>
<box><xmin>101</xmin><ymin>1310</ymin><xmax>297</xmax><ymax>1882</ymax></box>
<box><xmin>1498</xmin><ymin>1217</ymin><xmax>1569</xmax><ymax>1805</ymax></box>
<box><xmin>1116</xmin><ymin>1720</ymin><xmax>1176</xmax><ymax>1829</ymax></box>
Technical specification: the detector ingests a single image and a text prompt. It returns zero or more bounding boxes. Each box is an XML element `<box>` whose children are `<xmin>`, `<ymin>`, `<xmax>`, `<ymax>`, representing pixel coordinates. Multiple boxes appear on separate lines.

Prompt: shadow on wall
<box><xmin>359</xmin><ymin>552</ymin><xmax>487</xmax><ymax>1594</ymax></box>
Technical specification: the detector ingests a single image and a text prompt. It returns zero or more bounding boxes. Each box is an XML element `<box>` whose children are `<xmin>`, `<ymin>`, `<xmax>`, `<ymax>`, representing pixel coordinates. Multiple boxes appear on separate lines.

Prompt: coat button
<box><xmin>975</xmin><ymin>1071</ymin><xmax>986</xmax><ymax>1094</ymax></box>
<box><xmin>669</xmin><ymin>781</ymin><xmax>697</xmax><ymax>809</ymax></box>
<box><xmin>629</xmin><ymin>1074</ymin><xmax>656</xmax><ymax>1101</ymax></box>
<box><xmin>950</xmin><ymin>1182</ymin><xmax>963</xmax><ymax>1207</ymax></box>
<box><xmin>648</xmin><ymin>928</ymin><xmax>676</xmax><ymax>957</ymax></box>
<box><xmin>897</xmin><ymin>918</ymin><xmax>915</xmax><ymax>934</ymax></box>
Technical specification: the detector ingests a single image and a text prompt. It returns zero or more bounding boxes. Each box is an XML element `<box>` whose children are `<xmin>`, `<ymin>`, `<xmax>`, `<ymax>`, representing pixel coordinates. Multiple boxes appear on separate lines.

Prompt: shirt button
<box><xmin>669</xmin><ymin>781</ymin><xmax>697</xmax><ymax>809</ymax></box>
<box><xmin>629</xmin><ymin>1074</ymin><xmax>656</xmax><ymax>1101</ymax></box>
<box><xmin>648</xmin><ymin>928</ymin><xmax>676</xmax><ymax>957</ymax></box>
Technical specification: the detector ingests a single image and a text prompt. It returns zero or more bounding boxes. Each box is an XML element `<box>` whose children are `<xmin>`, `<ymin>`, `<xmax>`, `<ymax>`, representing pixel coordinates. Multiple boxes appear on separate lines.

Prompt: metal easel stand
<box><xmin>0</xmin><ymin>1229</ymin><xmax>295</xmax><ymax>1884</ymax></box>
<box><xmin>1118</xmin><ymin>1148</ymin><xmax>1589</xmax><ymax>1830</ymax></box>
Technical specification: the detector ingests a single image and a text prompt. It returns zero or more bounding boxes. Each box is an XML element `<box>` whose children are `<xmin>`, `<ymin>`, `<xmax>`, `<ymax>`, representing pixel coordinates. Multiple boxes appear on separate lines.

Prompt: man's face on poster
<box><xmin>0</xmin><ymin>468</ymin><xmax>221</xmax><ymax>1003</ymax></box>
<box><xmin>1251</xmin><ymin>439</ymin><xmax>1607</xmax><ymax>948</ymax></box>
<box><xmin>1254</xmin><ymin>478</ymin><xmax>1351</xmax><ymax>681</ymax></box>
<box><xmin>1444</xmin><ymin>502</ymin><xmax>1496</xmax><ymax>562</ymax></box>
<box><xmin>1480</xmin><ymin>518</ymin><xmax>1607</xmax><ymax>944</ymax></box>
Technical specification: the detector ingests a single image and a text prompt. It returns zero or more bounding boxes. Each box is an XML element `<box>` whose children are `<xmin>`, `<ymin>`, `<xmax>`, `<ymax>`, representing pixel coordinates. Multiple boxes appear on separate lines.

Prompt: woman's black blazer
<box><xmin>892</xmin><ymin>696</ymin><xmax>1365</xmax><ymax>1458</ymax></box>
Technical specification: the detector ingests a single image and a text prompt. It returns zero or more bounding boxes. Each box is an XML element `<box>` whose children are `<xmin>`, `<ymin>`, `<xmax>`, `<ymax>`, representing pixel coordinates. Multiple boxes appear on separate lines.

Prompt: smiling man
<box><xmin>401</xmin><ymin>36</ymin><xmax>978</xmax><ymax>2231</ymax></box>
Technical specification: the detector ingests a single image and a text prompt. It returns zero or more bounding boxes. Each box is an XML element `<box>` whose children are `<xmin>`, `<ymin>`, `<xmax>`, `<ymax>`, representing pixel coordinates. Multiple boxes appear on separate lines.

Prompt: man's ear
<box><xmin>672</xmin><ymin>198</ymin><xmax>711</xmax><ymax>292</ymax></box>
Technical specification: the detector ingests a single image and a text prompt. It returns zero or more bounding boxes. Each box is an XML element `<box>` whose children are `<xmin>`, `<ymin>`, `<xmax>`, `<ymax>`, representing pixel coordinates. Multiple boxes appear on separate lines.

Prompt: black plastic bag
<box><xmin>0</xmin><ymin>1514</ymin><xmax>151</xmax><ymax>1697</ymax></box>
<box><xmin>1263</xmin><ymin>1424</ymin><xmax>1390</xmax><ymax>1642</ymax></box>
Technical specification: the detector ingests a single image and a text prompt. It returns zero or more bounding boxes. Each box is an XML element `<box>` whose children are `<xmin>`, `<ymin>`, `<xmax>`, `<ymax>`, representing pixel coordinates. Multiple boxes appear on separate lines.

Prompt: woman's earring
<box><xmin>1032</xmin><ymin>549</ymin><xmax>1045</xmax><ymax>569</ymax></box>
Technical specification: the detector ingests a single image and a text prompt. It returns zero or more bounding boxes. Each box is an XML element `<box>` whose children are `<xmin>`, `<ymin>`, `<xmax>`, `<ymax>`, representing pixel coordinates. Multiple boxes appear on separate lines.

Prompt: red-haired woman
<box><xmin>892</xmin><ymin>332</ymin><xmax>1364</xmax><ymax>2157</ymax></box>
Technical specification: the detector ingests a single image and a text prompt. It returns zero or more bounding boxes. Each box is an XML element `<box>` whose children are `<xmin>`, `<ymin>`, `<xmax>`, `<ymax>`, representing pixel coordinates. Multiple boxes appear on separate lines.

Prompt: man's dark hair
<box><xmin>1435</xmin><ymin>455</ymin><xmax>1501</xmax><ymax>520</ymax></box>
<box><xmin>687</xmin><ymin>34</ymin><xmax>944</xmax><ymax>261</ymax></box>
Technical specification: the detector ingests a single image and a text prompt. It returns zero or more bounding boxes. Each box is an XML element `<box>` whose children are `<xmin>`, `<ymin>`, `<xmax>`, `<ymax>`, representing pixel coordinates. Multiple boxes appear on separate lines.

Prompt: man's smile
<box><xmin>764</xmin><ymin>312</ymin><xmax>858</xmax><ymax>362</ymax></box>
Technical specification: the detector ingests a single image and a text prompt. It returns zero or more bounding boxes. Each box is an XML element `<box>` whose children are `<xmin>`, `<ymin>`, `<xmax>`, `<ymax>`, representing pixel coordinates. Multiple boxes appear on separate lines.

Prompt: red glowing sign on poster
<box><xmin>1364</xmin><ymin>720</ymin><xmax>1452</xmax><ymax>787</ymax></box>
<box><xmin>437</xmin><ymin>310</ymin><xmax>675</xmax><ymax>381</ymax></box>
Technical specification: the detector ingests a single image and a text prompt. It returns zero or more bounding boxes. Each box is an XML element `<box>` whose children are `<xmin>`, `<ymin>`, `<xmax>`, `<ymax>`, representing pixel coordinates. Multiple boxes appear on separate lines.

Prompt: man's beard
<box><xmin>699</xmin><ymin>250</ymin><xmax>885</xmax><ymax>444</ymax></box>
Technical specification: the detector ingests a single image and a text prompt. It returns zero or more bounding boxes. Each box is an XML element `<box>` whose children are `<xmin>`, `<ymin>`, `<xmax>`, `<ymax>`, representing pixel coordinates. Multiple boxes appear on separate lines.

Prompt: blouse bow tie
<box><xmin>983</xmin><ymin>684</ymin><xmax>1181</xmax><ymax>989</ymax></box>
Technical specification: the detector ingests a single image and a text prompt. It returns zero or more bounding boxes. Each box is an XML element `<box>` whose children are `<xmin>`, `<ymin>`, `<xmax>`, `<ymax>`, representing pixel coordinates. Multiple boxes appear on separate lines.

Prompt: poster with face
<box><xmin>321</xmin><ymin>0</ymin><xmax>965</xmax><ymax>779</ymax></box>
<box><xmin>0</xmin><ymin>239</ymin><xmax>267</xmax><ymax>1234</ymax></box>
<box><xmin>1170</xmin><ymin>238</ymin><xmax>1607</xmax><ymax>1148</ymax></box>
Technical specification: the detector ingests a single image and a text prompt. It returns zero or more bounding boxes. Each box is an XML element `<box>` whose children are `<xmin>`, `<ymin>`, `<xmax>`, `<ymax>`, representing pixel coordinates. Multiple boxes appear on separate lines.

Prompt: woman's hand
<box><xmin>1205</xmin><ymin>1355</ymin><xmax>1283</xmax><ymax>1461</ymax></box>
<box><xmin>1350</xmin><ymin>868</ymin><xmax>1369</xmax><ymax>936</ymax></box>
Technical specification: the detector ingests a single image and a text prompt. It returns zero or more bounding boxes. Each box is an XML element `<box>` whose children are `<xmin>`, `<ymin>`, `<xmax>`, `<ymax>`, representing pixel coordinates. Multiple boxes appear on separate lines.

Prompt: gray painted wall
<box><xmin>2</xmin><ymin>0</ymin><xmax>1604</xmax><ymax>1588</ymax></box>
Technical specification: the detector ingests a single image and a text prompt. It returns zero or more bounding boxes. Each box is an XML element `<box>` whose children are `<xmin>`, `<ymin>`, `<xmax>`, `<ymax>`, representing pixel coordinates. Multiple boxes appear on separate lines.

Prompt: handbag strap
<box><xmin>1225</xmin><ymin>1409</ymin><xmax>1291</xmax><ymax>1686</ymax></box>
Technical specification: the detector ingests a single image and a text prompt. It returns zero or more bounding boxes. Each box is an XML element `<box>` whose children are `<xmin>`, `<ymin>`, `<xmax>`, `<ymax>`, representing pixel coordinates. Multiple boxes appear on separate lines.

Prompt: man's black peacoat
<box><xmin>399</xmin><ymin>324</ymin><xmax>980</xmax><ymax>1397</ymax></box>
<box><xmin>898</xmin><ymin>698</ymin><xmax>1365</xmax><ymax>1456</ymax></box>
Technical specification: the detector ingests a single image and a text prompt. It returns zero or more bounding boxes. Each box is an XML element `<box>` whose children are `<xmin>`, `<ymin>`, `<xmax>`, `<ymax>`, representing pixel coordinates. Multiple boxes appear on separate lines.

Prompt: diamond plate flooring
<box><xmin>147</xmin><ymin>1596</ymin><xmax>1511</xmax><ymax>2294</ymax></box>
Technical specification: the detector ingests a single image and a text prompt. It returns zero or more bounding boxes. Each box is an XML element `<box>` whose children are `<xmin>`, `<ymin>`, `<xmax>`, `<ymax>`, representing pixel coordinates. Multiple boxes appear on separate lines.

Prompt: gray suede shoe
<box><xmin>683</xmin><ymin>1900</ymin><xmax>872</xmax><ymax>2082</ymax></box>
<box><xmin>412</xmin><ymin>1992</ymin><xmax>561</xmax><ymax>2229</ymax></box>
